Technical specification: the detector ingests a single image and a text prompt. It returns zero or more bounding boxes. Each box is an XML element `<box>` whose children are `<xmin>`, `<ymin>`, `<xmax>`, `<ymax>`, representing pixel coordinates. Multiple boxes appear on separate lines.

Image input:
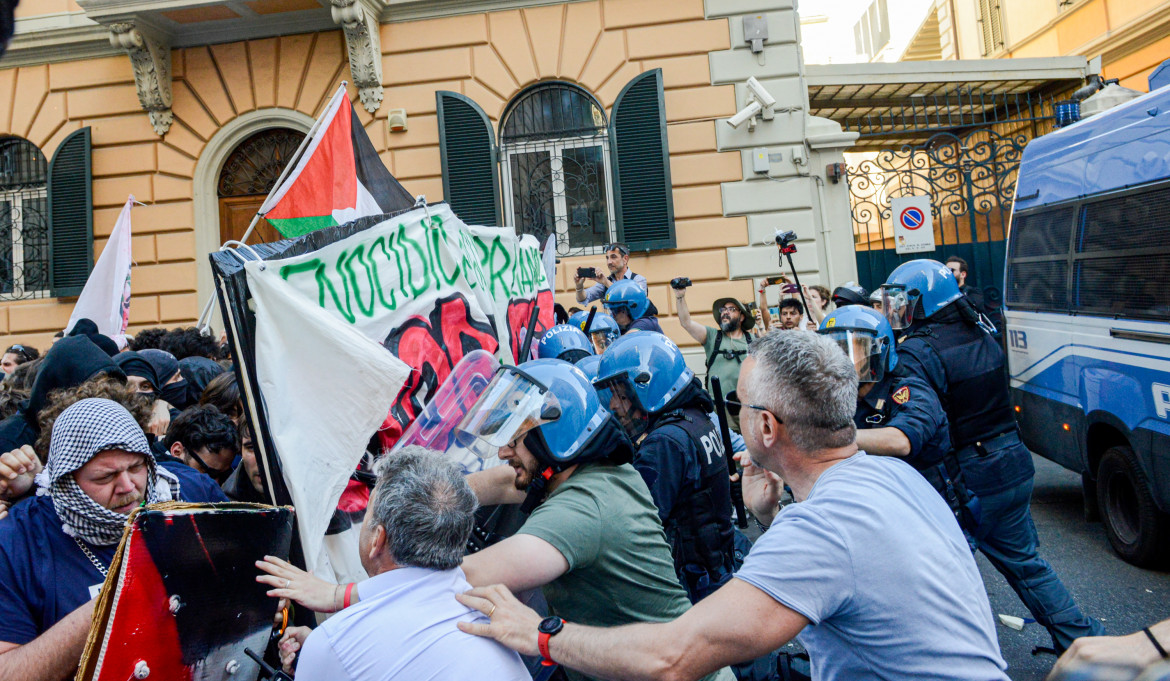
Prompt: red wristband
<box><xmin>343</xmin><ymin>582</ymin><xmax>355</xmax><ymax>609</ymax></box>
<box><xmin>538</xmin><ymin>631</ymin><xmax>556</xmax><ymax>667</ymax></box>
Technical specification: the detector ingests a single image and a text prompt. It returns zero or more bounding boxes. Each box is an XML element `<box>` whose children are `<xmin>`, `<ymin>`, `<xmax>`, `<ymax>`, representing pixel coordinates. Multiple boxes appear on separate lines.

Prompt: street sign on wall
<box><xmin>891</xmin><ymin>195</ymin><xmax>935</xmax><ymax>254</ymax></box>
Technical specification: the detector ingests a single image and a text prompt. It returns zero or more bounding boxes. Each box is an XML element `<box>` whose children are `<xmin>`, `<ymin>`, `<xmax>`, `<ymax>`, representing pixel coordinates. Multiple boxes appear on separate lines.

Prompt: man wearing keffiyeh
<box><xmin>0</xmin><ymin>398</ymin><xmax>224</xmax><ymax>681</ymax></box>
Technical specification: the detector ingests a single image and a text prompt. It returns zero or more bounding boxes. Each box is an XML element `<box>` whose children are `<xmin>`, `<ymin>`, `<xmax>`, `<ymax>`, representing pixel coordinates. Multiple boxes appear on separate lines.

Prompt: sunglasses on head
<box><xmin>725</xmin><ymin>391</ymin><xmax>782</xmax><ymax>423</ymax></box>
<box><xmin>603</xmin><ymin>243</ymin><xmax>630</xmax><ymax>256</ymax></box>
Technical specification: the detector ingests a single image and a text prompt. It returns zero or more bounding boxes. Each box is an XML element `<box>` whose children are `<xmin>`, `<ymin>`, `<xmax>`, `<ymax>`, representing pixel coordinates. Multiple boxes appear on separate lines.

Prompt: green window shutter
<box><xmin>47</xmin><ymin>127</ymin><xmax>93</xmax><ymax>297</ymax></box>
<box><xmin>436</xmin><ymin>91</ymin><xmax>501</xmax><ymax>226</ymax></box>
<box><xmin>610</xmin><ymin>69</ymin><xmax>675</xmax><ymax>252</ymax></box>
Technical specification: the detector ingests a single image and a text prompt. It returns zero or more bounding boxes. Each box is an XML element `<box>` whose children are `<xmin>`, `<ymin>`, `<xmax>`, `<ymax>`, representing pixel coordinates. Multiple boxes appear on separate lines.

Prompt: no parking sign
<box><xmin>891</xmin><ymin>195</ymin><xmax>935</xmax><ymax>254</ymax></box>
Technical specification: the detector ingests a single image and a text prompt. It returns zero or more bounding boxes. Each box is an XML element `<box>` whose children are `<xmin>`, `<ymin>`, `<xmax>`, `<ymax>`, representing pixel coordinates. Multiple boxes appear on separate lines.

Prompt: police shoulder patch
<box><xmin>891</xmin><ymin>386</ymin><xmax>910</xmax><ymax>404</ymax></box>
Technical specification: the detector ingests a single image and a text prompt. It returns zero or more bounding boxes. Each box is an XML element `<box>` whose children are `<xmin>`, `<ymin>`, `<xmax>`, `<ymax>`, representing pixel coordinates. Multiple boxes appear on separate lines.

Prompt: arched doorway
<box><xmin>216</xmin><ymin>127</ymin><xmax>305</xmax><ymax>244</ymax></box>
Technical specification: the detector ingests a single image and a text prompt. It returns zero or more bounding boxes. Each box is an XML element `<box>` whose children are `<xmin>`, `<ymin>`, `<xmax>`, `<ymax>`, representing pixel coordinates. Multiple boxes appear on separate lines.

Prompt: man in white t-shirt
<box><xmin>457</xmin><ymin>330</ymin><xmax>1008</xmax><ymax>681</ymax></box>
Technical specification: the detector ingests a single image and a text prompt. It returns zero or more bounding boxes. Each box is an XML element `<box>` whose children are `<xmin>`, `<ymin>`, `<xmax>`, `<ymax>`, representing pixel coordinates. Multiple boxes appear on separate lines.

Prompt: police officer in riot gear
<box><xmin>819</xmin><ymin>306</ymin><xmax>974</xmax><ymax>528</ymax></box>
<box><xmin>594</xmin><ymin>333</ymin><xmax>736</xmax><ymax>603</ymax></box>
<box><xmin>882</xmin><ymin>259</ymin><xmax>1104</xmax><ymax>653</ymax></box>
<box><xmin>537</xmin><ymin>324</ymin><xmax>593</xmax><ymax>364</ymax></box>
<box><xmin>604</xmin><ymin>280</ymin><xmax>664</xmax><ymax>334</ymax></box>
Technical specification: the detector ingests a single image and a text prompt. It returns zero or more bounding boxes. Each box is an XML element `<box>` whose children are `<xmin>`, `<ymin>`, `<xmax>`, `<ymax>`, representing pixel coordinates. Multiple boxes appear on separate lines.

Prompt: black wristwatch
<box><xmin>537</xmin><ymin>616</ymin><xmax>565</xmax><ymax>667</ymax></box>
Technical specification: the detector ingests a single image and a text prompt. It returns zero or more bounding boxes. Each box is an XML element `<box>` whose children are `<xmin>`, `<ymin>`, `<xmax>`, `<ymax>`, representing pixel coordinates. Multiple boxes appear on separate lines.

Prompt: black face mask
<box><xmin>160</xmin><ymin>379</ymin><xmax>191</xmax><ymax>408</ymax></box>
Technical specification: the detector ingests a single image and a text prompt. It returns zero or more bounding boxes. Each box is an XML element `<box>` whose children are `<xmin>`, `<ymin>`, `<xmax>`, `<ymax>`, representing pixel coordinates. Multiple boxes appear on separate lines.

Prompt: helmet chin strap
<box><xmin>520</xmin><ymin>466</ymin><xmax>556</xmax><ymax>514</ymax></box>
<box><xmin>519</xmin><ymin>428</ymin><xmax>562</xmax><ymax>514</ymax></box>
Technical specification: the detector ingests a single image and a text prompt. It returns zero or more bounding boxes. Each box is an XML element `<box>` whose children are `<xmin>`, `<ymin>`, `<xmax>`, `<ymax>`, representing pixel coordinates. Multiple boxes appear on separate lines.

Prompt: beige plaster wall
<box><xmin>0</xmin><ymin>0</ymin><xmax>749</xmax><ymax>352</ymax></box>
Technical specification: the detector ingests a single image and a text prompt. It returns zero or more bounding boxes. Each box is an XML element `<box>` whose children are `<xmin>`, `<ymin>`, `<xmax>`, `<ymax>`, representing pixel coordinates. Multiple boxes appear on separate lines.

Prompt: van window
<box><xmin>1072</xmin><ymin>185</ymin><xmax>1170</xmax><ymax>320</ymax></box>
<box><xmin>1006</xmin><ymin>206</ymin><xmax>1075</xmax><ymax>311</ymax></box>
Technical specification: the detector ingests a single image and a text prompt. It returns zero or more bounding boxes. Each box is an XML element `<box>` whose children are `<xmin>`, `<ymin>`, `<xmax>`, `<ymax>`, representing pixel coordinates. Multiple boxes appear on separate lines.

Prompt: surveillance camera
<box><xmin>746</xmin><ymin>77</ymin><xmax>776</xmax><ymax>109</ymax></box>
<box><xmin>726</xmin><ymin>100</ymin><xmax>763</xmax><ymax>129</ymax></box>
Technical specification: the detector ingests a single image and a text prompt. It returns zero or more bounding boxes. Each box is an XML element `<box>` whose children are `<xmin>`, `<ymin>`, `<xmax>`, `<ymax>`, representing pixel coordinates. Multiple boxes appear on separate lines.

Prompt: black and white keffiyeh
<box><xmin>35</xmin><ymin>398</ymin><xmax>180</xmax><ymax>545</ymax></box>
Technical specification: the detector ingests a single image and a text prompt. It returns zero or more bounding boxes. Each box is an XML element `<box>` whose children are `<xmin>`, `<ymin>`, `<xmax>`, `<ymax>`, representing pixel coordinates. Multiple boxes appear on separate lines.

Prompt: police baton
<box><xmin>710</xmin><ymin>376</ymin><xmax>748</xmax><ymax>528</ymax></box>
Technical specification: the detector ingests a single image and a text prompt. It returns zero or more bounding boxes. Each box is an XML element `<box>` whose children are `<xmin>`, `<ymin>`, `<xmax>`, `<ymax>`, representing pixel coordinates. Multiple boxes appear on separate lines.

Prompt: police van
<box><xmin>1004</xmin><ymin>85</ymin><xmax>1170</xmax><ymax>568</ymax></box>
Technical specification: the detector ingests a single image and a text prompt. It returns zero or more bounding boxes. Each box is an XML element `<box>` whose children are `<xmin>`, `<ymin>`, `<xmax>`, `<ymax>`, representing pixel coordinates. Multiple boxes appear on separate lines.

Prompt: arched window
<box><xmin>216</xmin><ymin>127</ymin><xmax>306</xmax><ymax>245</ymax></box>
<box><xmin>0</xmin><ymin>136</ymin><xmax>49</xmax><ymax>298</ymax></box>
<box><xmin>499</xmin><ymin>82</ymin><xmax>614</xmax><ymax>255</ymax></box>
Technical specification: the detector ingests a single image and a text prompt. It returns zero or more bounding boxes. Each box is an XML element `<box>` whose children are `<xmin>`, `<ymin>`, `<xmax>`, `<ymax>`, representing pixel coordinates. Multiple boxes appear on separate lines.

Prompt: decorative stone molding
<box><xmin>331</xmin><ymin>0</ymin><xmax>384</xmax><ymax>114</ymax></box>
<box><xmin>109</xmin><ymin>22</ymin><xmax>173</xmax><ymax>136</ymax></box>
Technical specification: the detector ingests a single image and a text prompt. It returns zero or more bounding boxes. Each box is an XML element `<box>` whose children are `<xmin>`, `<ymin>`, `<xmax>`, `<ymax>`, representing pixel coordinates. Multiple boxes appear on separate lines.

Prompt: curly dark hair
<box><xmin>164</xmin><ymin>404</ymin><xmax>238</xmax><ymax>457</ymax></box>
<box><xmin>0</xmin><ymin>385</ymin><xmax>27</xmax><ymax>421</ymax></box>
<box><xmin>160</xmin><ymin>327</ymin><xmax>221</xmax><ymax>360</ymax></box>
<box><xmin>35</xmin><ymin>376</ymin><xmax>153</xmax><ymax>461</ymax></box>
<box><xmin>129</xmin><ymin>328</ymin><xmax>168</xmax><ymax>352</ymax></box>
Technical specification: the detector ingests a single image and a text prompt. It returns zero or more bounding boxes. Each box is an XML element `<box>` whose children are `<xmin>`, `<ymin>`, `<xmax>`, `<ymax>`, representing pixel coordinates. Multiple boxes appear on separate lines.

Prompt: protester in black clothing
<box><xmin>178</xmin><ymin>357</ymin><xmax>225</xmax><ymax>408</ymax></box>
<box><xmin>946</xmin><ymin>256</ymin><xmax>1003</xmax><ymax>335</ymax></box>
<box><xmin>164</xmin><ymin>405</ymin><xmax>238</xmax><ymax>484</ymax></box>
<box><xmin>66</xmin><ymin>318</ymin><xmax>119</xmax><ymax>356</ymax></box>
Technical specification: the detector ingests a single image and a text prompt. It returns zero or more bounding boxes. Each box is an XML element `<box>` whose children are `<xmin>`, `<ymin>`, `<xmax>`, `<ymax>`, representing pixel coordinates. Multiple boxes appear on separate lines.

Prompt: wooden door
<box><xmin>218</xmin><ymin>196</ymin><xmax>283</xmax><ymax>245</ymax></box>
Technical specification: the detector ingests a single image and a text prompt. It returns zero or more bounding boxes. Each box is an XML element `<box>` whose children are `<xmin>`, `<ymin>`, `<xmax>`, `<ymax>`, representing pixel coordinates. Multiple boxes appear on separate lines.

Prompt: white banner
<box><xmin>67</xmin><ymin>195</ymin><xmax>133</xmax><ymax>338</ymax></box>
<box><xmin>265</xmin><ymin>204</ymin><xmax>554</xmax><ymax>444</ymax></box>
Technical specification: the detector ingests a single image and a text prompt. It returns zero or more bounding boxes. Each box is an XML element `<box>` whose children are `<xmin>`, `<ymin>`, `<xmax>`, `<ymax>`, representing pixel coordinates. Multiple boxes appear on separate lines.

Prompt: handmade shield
<box><xmin>77</xmin><ymin>503</ymin><xmax>294</xmax><ymax>681</ymax></box>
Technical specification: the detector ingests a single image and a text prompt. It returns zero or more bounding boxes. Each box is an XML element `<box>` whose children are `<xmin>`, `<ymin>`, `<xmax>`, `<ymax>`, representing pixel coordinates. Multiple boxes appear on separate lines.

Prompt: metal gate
<box><xmin>847</xmin><ymin>127</ymin><xmax>1029</xmax><ymax>303</ymax></box>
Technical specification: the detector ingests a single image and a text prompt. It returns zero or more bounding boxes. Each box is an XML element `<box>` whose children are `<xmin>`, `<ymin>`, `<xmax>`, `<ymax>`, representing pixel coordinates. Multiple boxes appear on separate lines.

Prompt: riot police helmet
<box><xmin>880</xmin><ymin>259</ymin><xmax>962</xmax><ymax>329</ymax></box>
<box><xmin>594</xmin><ymin>333</ymin><xmax>694</xmax><ymax>440</ymax></box>
<box><xmin>818</xmin><ymin>306</ymin><xmax>897</xmax><ymax>383</ymax></box>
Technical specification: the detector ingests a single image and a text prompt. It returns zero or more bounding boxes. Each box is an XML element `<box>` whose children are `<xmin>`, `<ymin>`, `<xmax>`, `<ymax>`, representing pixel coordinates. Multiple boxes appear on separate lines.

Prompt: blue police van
<box><xmin>1004</xmin><ymin>85</ymin><xmax>1170</xmax><ymax>568</ymax></box>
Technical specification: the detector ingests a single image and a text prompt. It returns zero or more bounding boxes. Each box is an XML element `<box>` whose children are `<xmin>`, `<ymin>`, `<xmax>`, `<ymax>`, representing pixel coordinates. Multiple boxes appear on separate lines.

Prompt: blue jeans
<box><xmin>971</xmin><ymin>477</ymin><xmax>1106</xmax><ymax>651</ymax></box>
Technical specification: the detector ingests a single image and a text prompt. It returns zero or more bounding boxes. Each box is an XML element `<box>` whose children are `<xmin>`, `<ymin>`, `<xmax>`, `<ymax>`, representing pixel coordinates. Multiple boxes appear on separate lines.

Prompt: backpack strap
<box><xmin>704</xmin><ymin>331</ymin><xmax>724</xmax><ymax>389</ymax></box>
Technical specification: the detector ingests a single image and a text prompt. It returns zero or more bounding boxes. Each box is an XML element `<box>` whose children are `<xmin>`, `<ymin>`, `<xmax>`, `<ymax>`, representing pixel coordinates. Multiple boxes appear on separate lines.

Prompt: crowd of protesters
<box><xmin>0</xmin><ymin>244</ymin><xmax>1162</xmax><ymax>681</ymax></box>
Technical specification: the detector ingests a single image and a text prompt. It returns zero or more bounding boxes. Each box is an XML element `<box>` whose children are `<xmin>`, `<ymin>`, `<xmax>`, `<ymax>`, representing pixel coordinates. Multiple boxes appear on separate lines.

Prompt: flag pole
<box><xmin>197</xmin><ymin>84</ymin><xmax>350</xmax><ymax>332</ymax></box>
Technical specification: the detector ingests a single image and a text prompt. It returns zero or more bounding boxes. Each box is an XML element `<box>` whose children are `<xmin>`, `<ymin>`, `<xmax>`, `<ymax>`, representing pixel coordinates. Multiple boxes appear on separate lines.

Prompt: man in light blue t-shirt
<box><xmin>458</xmin><ymin>331</ymin><xmax>1009</xmax><ymax>681</ymax></box>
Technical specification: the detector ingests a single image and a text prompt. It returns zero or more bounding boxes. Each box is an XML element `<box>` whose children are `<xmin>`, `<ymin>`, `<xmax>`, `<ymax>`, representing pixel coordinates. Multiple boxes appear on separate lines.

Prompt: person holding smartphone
<box><xmin>574</xmin><ymin>243</ymin><xmax>649</xmax><ymax>305</ymax></box>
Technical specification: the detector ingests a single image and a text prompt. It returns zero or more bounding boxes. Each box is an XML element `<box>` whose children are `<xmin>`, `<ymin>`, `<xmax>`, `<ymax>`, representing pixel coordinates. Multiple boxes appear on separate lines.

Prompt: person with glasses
<box><xmin>457</xmin><ymin>330</ymin><xmax>1011</xmax><ymax>681</ymax></box>
<box><xmin>675</xmin><ymin>285</ymin><xmax>754</xmax><ymax>433</ymax></box>
<box><xmin>574</xmin><ymin>242</ymin><xmax>650</xmax><ymax>306</ymax></box>
<box><xmin>1</xmin><ymin>344</ymin><xmax>39</xmax><ymax>379</ymax></box>
<box><xmin>817</xmin><ymin>306</ymin><xmax>976</xmax><ymax>532</ymax></box>
<box><xmin>593</xmin><ymin>333</ymin><xmax>737</xmax><ymax>604</ymax></box>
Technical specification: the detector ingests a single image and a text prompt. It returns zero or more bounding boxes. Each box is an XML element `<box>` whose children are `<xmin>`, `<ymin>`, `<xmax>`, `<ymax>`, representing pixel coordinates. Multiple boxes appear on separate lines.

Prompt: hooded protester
<box><xmin>114</xmin><ymin>351</ymin><xmax>165</xmax><ymax>397</ymax></box>
<box><xmin>0</xmin><ymin>398</ymin><xmax>227</xmax><ymax>681</ymax></box>
<box><xmin>139</xmin><ymin>348</ymin><xmax>202</xmax><ymax>411</ymax></box>
<box><xmin>0</xmin><ymin>336</ymin><xmax>125</xmax><ymax>455</ymax></box>
<box><xmin>66</xmin><ymin>318</ymin><xmax>120</xmax><ymax>357</ymax></box>
<box><xmin>178</xmin><ymin>357</ymin><xmax>225</xmax><ymax>409</ymax></box>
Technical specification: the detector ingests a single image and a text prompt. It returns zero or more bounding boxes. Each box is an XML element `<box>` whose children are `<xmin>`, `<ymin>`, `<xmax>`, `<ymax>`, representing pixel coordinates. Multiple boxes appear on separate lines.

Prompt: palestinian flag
<box><xmin>261</xmin><ymin>85</ymin><xmax>414</xmax><ymax>237</ymax></box>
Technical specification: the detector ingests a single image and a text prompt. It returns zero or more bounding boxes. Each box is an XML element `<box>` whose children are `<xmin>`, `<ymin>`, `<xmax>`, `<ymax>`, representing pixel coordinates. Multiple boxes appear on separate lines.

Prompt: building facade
<box><xmin>0</xmin><ymin>0</ymin><xmax>858</xmax><ymax>366</ymax></box>
<box><xmin>906</xmin><ymin>0</ymin><xmax>1170</xmax><ymax>91</ymax></box>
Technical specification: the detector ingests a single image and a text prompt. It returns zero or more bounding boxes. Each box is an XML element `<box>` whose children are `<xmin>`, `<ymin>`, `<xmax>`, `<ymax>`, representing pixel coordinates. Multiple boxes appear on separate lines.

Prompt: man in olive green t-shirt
<box><xmin>674</xmin><ymin>286</ymin><xmax>754</xmax><ymax>431</ymax></box>
<box><xmin>461</xmin><ymin>361</ymin><xmax>732</xmax><ymax>681</ymax></box>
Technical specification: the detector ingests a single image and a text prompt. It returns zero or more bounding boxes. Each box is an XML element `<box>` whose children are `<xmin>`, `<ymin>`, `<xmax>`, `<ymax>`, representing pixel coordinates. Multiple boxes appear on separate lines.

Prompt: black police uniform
<box><xmin>854</xmin><ymin>369</ymin><xmax>971</xmax><ymax>526</ymax></box>
<box><xmin>896</xmin><ymin>301</ymin><xmax>1103</xmax><ymax>651</ymax></box>
<box><xmin>633</xmin><ymin>397</ymin><xmax>736</xmax><ymax>604</ymax></box>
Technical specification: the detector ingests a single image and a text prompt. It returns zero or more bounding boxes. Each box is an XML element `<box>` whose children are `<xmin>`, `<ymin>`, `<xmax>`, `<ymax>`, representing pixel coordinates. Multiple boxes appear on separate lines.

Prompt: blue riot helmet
<box><xmin>818</xmin><ymin>306</ymin><xmax>897</xmax><ymax>383</ymax></box>
<box><xmin>594</xmin><ymin>333</ymin><xmax>694</xmax><ymax>440</ymax></box>
<box><xmin>603</xmin><ymin>280</ymin><xmax>649</xmax><ymax>327</ymax></box>
<box><xmin>880</xmin><ymin>259</ymin><xmax>962</xmax><ymax>329</ymax></box>
<box><xmin>459</xmin><ymin>359</ymin><xmax>631</xmax><ymax>510</ymax></box>
<box><xmin>583</xmin><ymin>312</ymin><xmax>621</xmax><ymax>353</ymax></box>
<box><xmin>567</xmin><ymin>309</ymin><xmax>590</xmax><ymax>329</ymax></box>
<box><xmin>574</xmin><ymin>353</ymin><xmax>602</xmax><ymax>378</ymax></box>
<box><xmin>537</xmin><ymin>324</ymin><xmax>593</xmax><ymax>363</ymax></box>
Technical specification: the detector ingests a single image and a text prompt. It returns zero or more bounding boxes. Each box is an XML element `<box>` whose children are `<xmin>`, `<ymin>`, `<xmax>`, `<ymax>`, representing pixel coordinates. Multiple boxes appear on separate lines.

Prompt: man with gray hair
<box><xmin>457</xmin><ymin>330</ymin><xmax>1010</xmax><ymax>681</ymax></box>
<box><xmin>278</xmin><ymin>447</ymin><xmax>529</xmax><ymax>680</ymax></box>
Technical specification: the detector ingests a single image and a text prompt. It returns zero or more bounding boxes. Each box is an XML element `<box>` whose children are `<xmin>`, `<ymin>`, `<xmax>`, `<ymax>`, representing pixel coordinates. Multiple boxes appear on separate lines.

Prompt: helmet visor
<box><xmin>593</xmin><ymin>373</ymin><xmax>650</xmax><ymax>439</ymax></box>
<box><xmin>589</xmin><ymin>329</ymin><xmax>615</xmax><ymax>354</ymax></box>
<box><xmin>880</xmin><ymin>284</ymin><xmax>918</xmax><ymax>330</ymax></box>
<box><xmin>823</xmin><ymin>329</ymin><xmax>886</xmax><ymax>383</ymax></box>
<box><xmin>457</xmin><ymin>367</ymin><xmax>561</xmax><ymax>458</ymax></box>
